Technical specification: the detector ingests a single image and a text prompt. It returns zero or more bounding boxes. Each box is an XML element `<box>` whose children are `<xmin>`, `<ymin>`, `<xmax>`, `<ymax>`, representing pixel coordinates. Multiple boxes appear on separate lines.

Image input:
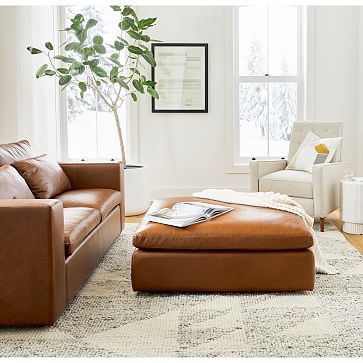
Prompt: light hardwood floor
<box><xmin>126</xmin><ymin>209</ymin><xmax>363</xmax><ymax>255</ymax></box>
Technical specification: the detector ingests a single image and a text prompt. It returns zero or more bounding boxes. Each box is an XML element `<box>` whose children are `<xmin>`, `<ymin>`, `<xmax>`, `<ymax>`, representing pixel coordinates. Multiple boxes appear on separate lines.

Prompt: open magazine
<box><xmin>144</xmin><ymin>201</ymin><xmax>234</xmax><ymax>227</ymax></box>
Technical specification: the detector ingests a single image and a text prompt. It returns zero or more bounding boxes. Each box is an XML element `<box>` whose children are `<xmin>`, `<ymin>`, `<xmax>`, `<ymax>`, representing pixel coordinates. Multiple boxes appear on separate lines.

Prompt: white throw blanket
<box><xmin>192</xmin><ymin>189</ymin><xmax>337</xmax><ymax>274</ymax></box>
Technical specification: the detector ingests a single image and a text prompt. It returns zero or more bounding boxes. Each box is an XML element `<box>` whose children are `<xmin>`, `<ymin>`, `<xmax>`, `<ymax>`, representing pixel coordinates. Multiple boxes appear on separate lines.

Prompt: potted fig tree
<box><xmin>27</xmin><ymin>5</ymin><xmax>159</xmax><ymax>216</ymax></box>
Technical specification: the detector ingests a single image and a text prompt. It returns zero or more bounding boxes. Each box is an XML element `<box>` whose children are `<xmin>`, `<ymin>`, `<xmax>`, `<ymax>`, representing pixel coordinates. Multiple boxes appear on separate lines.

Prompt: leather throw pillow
<box><xmin>13</xmin><ymin>154</ymin><xmax>71</xmax><ymax>199</ymax></box>
<box><xmin>0</xmin><ymin>140</ymin><xmax>33</xmax><ymax>166</ymax></box>
<box><xmin>0</xmin><ymin>165</ymin><xmax>34</xmax><ymax>199</ymax></box>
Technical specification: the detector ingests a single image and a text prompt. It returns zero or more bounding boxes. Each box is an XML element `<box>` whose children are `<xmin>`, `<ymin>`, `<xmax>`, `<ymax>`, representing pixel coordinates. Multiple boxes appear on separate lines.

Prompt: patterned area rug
<box><xmin>0</xmin><ymin>222</ymin><xmax>362</xmax><ymax>357</ymax></box>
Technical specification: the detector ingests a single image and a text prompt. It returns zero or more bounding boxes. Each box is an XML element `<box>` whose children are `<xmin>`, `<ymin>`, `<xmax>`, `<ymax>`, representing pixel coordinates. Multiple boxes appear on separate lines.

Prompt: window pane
<box><xmin>239</xmin><ymin>82</ymin><xmax>268</xmax><ymax>157</ymax></box>
<box><xmin>269</xmin><ymin>82</ymin><xmax>297</xmax><ymax>156</ymax></box>
<box><xmin>239</xmin><ymin>7</ymin><xmax>267</xmax><ymax>76</ymax></box>
<box><xmin>268</xmin><ymin>7</ymin><xmax>298</xmax><ymax>76</ymax></box>
<box><xmin>65</xmin><ymin>6</ymin><xmax>124</xmax><ymax>160</ymax></box>
<box><xmin>67</xmin><ymin>87</ymin><xmax>97</xmax><ymax>159</ymax></box>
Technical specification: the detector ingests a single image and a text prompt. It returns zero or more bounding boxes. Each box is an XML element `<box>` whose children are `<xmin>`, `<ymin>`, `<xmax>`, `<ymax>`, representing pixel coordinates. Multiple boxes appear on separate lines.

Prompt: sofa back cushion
<box><xmin>0</xmin><ymin>140</ymin><xmax>33</xmax><ymax>166</ymax></box>
<box><xmin>13</xmin><ymin>154</ymin><xmax>72</xmax><ymax>198</ymax></box>
<box><xmin>0</xmin><ymin>165</ymin><xmax>35</xmax><ymax>199</ymax></box>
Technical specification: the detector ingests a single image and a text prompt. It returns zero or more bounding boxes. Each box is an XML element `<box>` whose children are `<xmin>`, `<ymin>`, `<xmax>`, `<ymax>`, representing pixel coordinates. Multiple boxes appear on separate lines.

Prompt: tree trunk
<box><xmin>112</xmin><ymin>107</ymin><xmax>127</xmax><ymax>166</ymax></box>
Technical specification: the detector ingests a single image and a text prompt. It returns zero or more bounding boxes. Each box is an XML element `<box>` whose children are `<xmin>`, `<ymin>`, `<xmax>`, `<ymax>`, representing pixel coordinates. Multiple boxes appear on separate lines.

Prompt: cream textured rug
<box><xmin>0</xmin><ymin>222</ymin><xmax>362</xmax><ymax>357</ymax></box>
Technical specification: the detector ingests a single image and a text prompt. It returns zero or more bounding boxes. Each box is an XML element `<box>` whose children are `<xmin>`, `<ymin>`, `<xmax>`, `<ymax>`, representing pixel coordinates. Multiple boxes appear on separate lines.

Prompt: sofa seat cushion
<box><xmin>0</xmin><ymin>165</ymin><xmax>34</xmax><ymax>199</ymax></box>
<box><xmin>259</xmin><ymin>170</ymin><xmax>313</xmax><ymax>198</ymax></box>
<box><xmin>133</xmin><ymin>197</ymin><xmax>313</xmax><ymax>251</ymax></box>
<box><xmin>56</xmin><ymin>188</ymin><xmax>121</xmax><ymax>221</ymax></box>
<box><xmin>64</xmin><ymin>207</ymin><xmax>101</xmax><ymax>256</ymax></box>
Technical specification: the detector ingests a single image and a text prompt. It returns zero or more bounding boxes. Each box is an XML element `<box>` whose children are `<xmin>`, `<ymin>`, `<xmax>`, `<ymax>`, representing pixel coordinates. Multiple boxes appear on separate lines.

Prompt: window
<box><xmin>60</xmin><ymin>6</ymin><xmax>127</xmax><ymax>161</ymax></box>
<box><xmin>236</xmin><ymin>6</ymin><xmax>303</xmax><ymax>161</ymax></box>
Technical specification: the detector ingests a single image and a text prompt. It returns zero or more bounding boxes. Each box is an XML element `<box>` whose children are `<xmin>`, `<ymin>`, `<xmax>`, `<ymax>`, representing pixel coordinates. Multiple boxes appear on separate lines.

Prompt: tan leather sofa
<box><xmin>0</xmin><ymin>141</ymin><xmax>125</xmax><ymax>326</ymax></box>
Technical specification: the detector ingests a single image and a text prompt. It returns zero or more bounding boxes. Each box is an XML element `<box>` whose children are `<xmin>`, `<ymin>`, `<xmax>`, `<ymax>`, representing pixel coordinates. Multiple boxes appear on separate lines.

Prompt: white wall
<box><xmin>135</xmin><ymin>6</ymin><xmax>249</xmax><ymax>198</ymax></box>
<box><xmin>0</xmin><ymin>6</ymin><xmax>58</xmax><ymax>158</ymax></box>
<box><xmin>310</xmin><ymin>6</ymin><xmax>359</xmax><ymax>171</ymax></box>
<box><xmin>357</xmin><ymin>7</ymin><xmax>363</xmax><ymax>175</ymax></box>
<box><xmin>0</xmin><ymin>7</ymin><xmax>18</xmax><ymax>142</ymax></box>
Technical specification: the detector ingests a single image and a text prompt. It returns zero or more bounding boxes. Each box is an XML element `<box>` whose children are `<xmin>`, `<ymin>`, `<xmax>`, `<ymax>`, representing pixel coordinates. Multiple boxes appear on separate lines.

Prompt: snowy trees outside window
<box><xmin>238</xmin><ymin>6</ymin><xmax>300</xmax><ymax>158</ymax></box>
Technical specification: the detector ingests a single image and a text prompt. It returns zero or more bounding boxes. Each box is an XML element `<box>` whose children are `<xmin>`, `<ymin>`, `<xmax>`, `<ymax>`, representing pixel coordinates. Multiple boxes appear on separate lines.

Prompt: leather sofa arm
<box><xmin>60</xmin><ymin>161</ymin><xmax>124</xmax><ymax>192</ymax></box>
<box><xmin>249</xmin><ymin>159</ymin><xmax>288</xmax><ymax>192</ymax></box>
<box><xmin>312</xmin><ymin>162</ymin><xmax>349</xmax><ymax>217</ymax></box>
<box><xmin>0</xmin><ymin>199</ymin><xmax>66</xmax><ymax>326</ymax></box>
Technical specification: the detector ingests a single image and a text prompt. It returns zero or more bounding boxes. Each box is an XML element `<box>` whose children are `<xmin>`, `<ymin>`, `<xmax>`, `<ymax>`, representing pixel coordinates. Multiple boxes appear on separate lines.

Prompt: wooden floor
<box><xmin>126</xmin><ymin>209</ymin><xmax>363</xmax><ymax>255</ymax></box>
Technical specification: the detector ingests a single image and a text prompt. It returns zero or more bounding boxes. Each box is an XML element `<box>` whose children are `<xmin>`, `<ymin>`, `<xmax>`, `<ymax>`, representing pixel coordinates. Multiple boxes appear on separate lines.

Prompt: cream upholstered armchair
<box><xmin>250</xmin><ymin>121</ymin><xmax>349</xmax><ymax>231</ymax></box>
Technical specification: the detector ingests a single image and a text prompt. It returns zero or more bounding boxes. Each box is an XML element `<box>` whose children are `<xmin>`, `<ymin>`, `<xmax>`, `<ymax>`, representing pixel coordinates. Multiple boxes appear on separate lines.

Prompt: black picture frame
<box><xmin>151</xmin><ymin>43</ymin><xmax>208</xmax><ymax>113</ymax></box>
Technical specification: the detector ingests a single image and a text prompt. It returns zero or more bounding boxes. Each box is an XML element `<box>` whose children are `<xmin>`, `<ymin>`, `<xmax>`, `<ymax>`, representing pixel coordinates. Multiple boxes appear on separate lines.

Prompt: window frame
<box><xmin>57</xmin><ymin>6</ymin><xmax>137</xmax><ymax>163</ymax></box>
<box><xmin>232</xmin><ymin>6</ymin><xmax>304</xmax><ymax>166</ymax></box>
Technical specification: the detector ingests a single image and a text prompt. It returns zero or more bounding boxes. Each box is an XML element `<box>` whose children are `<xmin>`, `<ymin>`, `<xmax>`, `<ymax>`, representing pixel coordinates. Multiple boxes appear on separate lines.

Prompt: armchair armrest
<box><xmin>0</xmin><ymin>199</ymin><xmax>66</xmax><ymax>325</ymax></box>
<box><xmin>249</xmin><ymin>159</ymin><xmax>288</xmax><ymax>192</ymax></box>
<box><xmin>312</xmin><ymin>162</ymin><xmax>349</xmax><ymax>217</ymax></box>
<box><xmin>60</xmin><ymin>161</ymin><xmax>124</xmax><ymax>192</ymax></box>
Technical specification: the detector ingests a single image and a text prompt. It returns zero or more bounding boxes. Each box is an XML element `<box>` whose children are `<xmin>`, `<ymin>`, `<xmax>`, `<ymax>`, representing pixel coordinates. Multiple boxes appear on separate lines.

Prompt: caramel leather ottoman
<box><xmin>132</xmin><ymin>197</ymin><xmax>315</xmax><ymax>292</ymax></box>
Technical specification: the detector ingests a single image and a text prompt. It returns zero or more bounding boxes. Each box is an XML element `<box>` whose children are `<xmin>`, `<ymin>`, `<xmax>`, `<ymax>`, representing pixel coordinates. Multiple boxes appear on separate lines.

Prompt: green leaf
<box><xmin>59</xmin><ymin>75</ymin><xmax>72</xmax><ymax>86</ymax></box>
<box><xmin>132</xmin><ymin>79</ymin><xmax>144</xmax><ymax>93</ymax></box>
<box><xmin>93</xmin><ymin>35</ymin><xmax>103</xmax><ymax>45</ymax></box>
<box><xmin>27</xmin><ymin>46</ymin><xmax>42</xmax><ymax>55</ymax></box>
<box><xmin>76</xmin><ymin>29</ymin><xmax>87</xmax><ymax>43</ymax></box>
<box><xmin>141</xmin><ymin>51</ymin><xmax>156</xmax><ymax>67</ymax></box>
<box><xmin>93</xmin><ymin>44</ymin><xmax>106</xmax><ymax>54</ymax></box>
<box><xmin>117</xmin><ymin>78</ymin><xmax>129</xmax><ymax>90</ymax></box>
<box><xmin>108</xmin><ymin>57</ymin><xmax>122</xmax><ymax>67</ymax></box>
<box><xmin>45</xmin><ymin>70</ymin><xmax>56</xmax><ymax>76</ymax></box>
<box><xmin>128</xmin><ymin>45</ymin><xmax>143</xmax><ymax>55</ymax></box>
<box><xmin>54</xmin><ymin>55</ymin><xmax>76</xmax><ymax>63</ymax></box>
<box><xmin>120</xmin><ymin>17</ymin><xmax>137</xmax><ymax>31</ymax></box>
<box><xmin>64</xmin><ymin>42</ymin><xmax>82</xmax><ymax>52</ymax></box>
<box><xmin>85</xmin><ymin>18</ymin><xmax>97</xmax><ymax>29</ymax></box>
<box><xmin>147</xmin><ymin>86</ymin><xmax>159</xmax><ymax>99</ymax></box>
<box><xmin>138</xmin><ymin>17</ymin><xmax>157</xmax><ymax>29</ymax></box>
<box><xmin>91</xmin><ymin>66</ymin><xmax>108</xmax><ymax>78</ymax></box>
<box><xmin>72</xmin><ymin>14</ymin><xmax>84</xmax><ymax>24</ymax></box>
<box><xmin>111</xmin><ymin>53</ymin><xmax>119</xmax><ymax>60</ymax></box>
<box><xmin>131</xmin><ymin>92</ymin><xmax>137</xmax><ymax>101</ymax></box>
<box><xmin>110</xmin><ymin>66</ymin><xmax>119</xmax><ymax>82</ymax></box>
<box><xmin>36</xmin><ymin>64</ymin><xmax>48</xmax><ymax>78</ymax></box>
<box><xmin>140</xmin><ymin>34</ymin><xmax>151</xmax><ymax>42</ymax></box>
<box><xmin>71</xmin><ymin>23</ymin><xmax>82</xmax><ymax>32</ymax></box>
<box><xmin>71</xmin><ymin>62</ymin><xmax>85</xmax><ymax>75</ymax></box>
<box><xmin>122</xmin><ymin>6</ymin><xmax>137</xmax><ymax>19</ymax></box>
<box><xmin>78</xmin><ymin>82</ymin><xmax>87</xmax><ymax>92</ymax></box>
<box><xmin>57</xmin><ymin>67</ymin><xmax>69</xmax><ymax>74</ymax></box>
<box><xmin>129</xmin><ymin>67</ymin><xmax>140</xmax><ymax>75</ymax></box>
<box><xmin>87</xmin><ymin>59</ymin><xmax>99</xmax><ymax>68</ymax></box>
<box><xmin>114</xmin><ymin>40</ymin><xmax>124</xmax><ymax>51</ymax></box>
<box><xmin>96</xmin><ymin>80</ymin><xmax>101</xmax><ymax>87</ymax></box>
<box><xmin>110</xmin><ymin>5</ymin><xmax>121</xmax><ymax>11</ymax></box>
<box><xmin>127</xmin><ymin>29</ymin><xmax>142</xmax><ymax>40</ymax></box>
<box><xmin>144</xmin><ymin>80</ymin><xmax>156</xmax><ymax>86</ymax></box>
<box><xmin>117</xmin><ymin>36</ymin><xmax>129</xmax><ymax>45</ymax></box>
<box><xmin>45</xmin><ymin>42</ymin><xmax>53</xmax><ymax>51</ymax></box>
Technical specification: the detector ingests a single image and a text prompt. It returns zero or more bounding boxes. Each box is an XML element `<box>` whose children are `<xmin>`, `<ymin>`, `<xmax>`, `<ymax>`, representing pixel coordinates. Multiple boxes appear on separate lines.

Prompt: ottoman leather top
<box><xmin>133</xmin><ymin>197</ymin><xmax>313</xmax><ymax>251</ymax></box>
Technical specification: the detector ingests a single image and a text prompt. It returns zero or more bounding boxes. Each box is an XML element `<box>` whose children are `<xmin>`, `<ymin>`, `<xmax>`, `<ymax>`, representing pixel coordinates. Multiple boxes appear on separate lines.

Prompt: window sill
<box><xmin>225</xmin><ymin>163</ymin><xmax>250</xmax><ymax>174</ymax></box>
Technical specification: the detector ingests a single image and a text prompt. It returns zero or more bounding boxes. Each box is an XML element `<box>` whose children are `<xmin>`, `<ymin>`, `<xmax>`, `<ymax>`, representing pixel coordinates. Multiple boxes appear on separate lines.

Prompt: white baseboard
<box><xmin>149</xmin><ymin>186</ymin><xmax>250</xmax><ymax>200</ymax></box>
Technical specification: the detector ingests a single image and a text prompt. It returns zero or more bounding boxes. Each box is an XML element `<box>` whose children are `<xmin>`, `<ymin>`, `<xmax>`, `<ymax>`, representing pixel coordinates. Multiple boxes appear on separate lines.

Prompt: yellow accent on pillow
<box><xmin>314</xmin><ymin>143</ymin><xmax>329</xmax><ymax>154</ymax></box>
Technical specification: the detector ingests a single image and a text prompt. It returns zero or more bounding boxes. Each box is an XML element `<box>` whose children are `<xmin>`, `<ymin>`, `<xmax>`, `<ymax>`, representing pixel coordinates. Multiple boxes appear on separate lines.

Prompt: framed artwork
<box><xmin>151</xmin><ymin>43</ymin><xmax>208</xmax><ymax>113</ymax></box>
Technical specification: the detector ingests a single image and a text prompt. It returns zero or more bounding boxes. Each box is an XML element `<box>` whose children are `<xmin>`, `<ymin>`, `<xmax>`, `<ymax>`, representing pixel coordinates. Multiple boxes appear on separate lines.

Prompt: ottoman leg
<box><xmin>320</xmin><ymin>217</ymin><xmax>325</xmax><ymax>232</ymax></box>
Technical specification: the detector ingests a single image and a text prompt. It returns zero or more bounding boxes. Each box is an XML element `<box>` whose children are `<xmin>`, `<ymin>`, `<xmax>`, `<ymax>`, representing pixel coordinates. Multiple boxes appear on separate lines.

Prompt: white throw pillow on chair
<box><xmin>286</xmin><ymin>131</ymin><xmax>342</xmax><ymax>173</ymax></box>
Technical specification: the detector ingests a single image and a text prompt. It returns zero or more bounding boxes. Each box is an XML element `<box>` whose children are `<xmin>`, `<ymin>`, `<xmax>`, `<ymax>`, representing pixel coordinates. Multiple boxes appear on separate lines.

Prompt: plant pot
<box><xmin>124</xmin><ymin>164</ymin><xmax>150</xmax><ymax>216</ymax></box>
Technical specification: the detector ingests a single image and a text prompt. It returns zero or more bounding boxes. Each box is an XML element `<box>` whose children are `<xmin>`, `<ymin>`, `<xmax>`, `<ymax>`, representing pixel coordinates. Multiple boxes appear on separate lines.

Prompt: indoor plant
<box><xmin>27</xmin><ymin>5</ymin><xmax>159</xmax><ymax>215</ymax></box>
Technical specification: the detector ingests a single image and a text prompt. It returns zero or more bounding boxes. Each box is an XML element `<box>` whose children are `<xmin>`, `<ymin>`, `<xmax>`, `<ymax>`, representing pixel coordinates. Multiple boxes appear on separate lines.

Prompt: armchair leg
<box><xmin>320</xmin><ymin>217</ymin><xmax>325</xmax><ymax>232</ymax></box>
